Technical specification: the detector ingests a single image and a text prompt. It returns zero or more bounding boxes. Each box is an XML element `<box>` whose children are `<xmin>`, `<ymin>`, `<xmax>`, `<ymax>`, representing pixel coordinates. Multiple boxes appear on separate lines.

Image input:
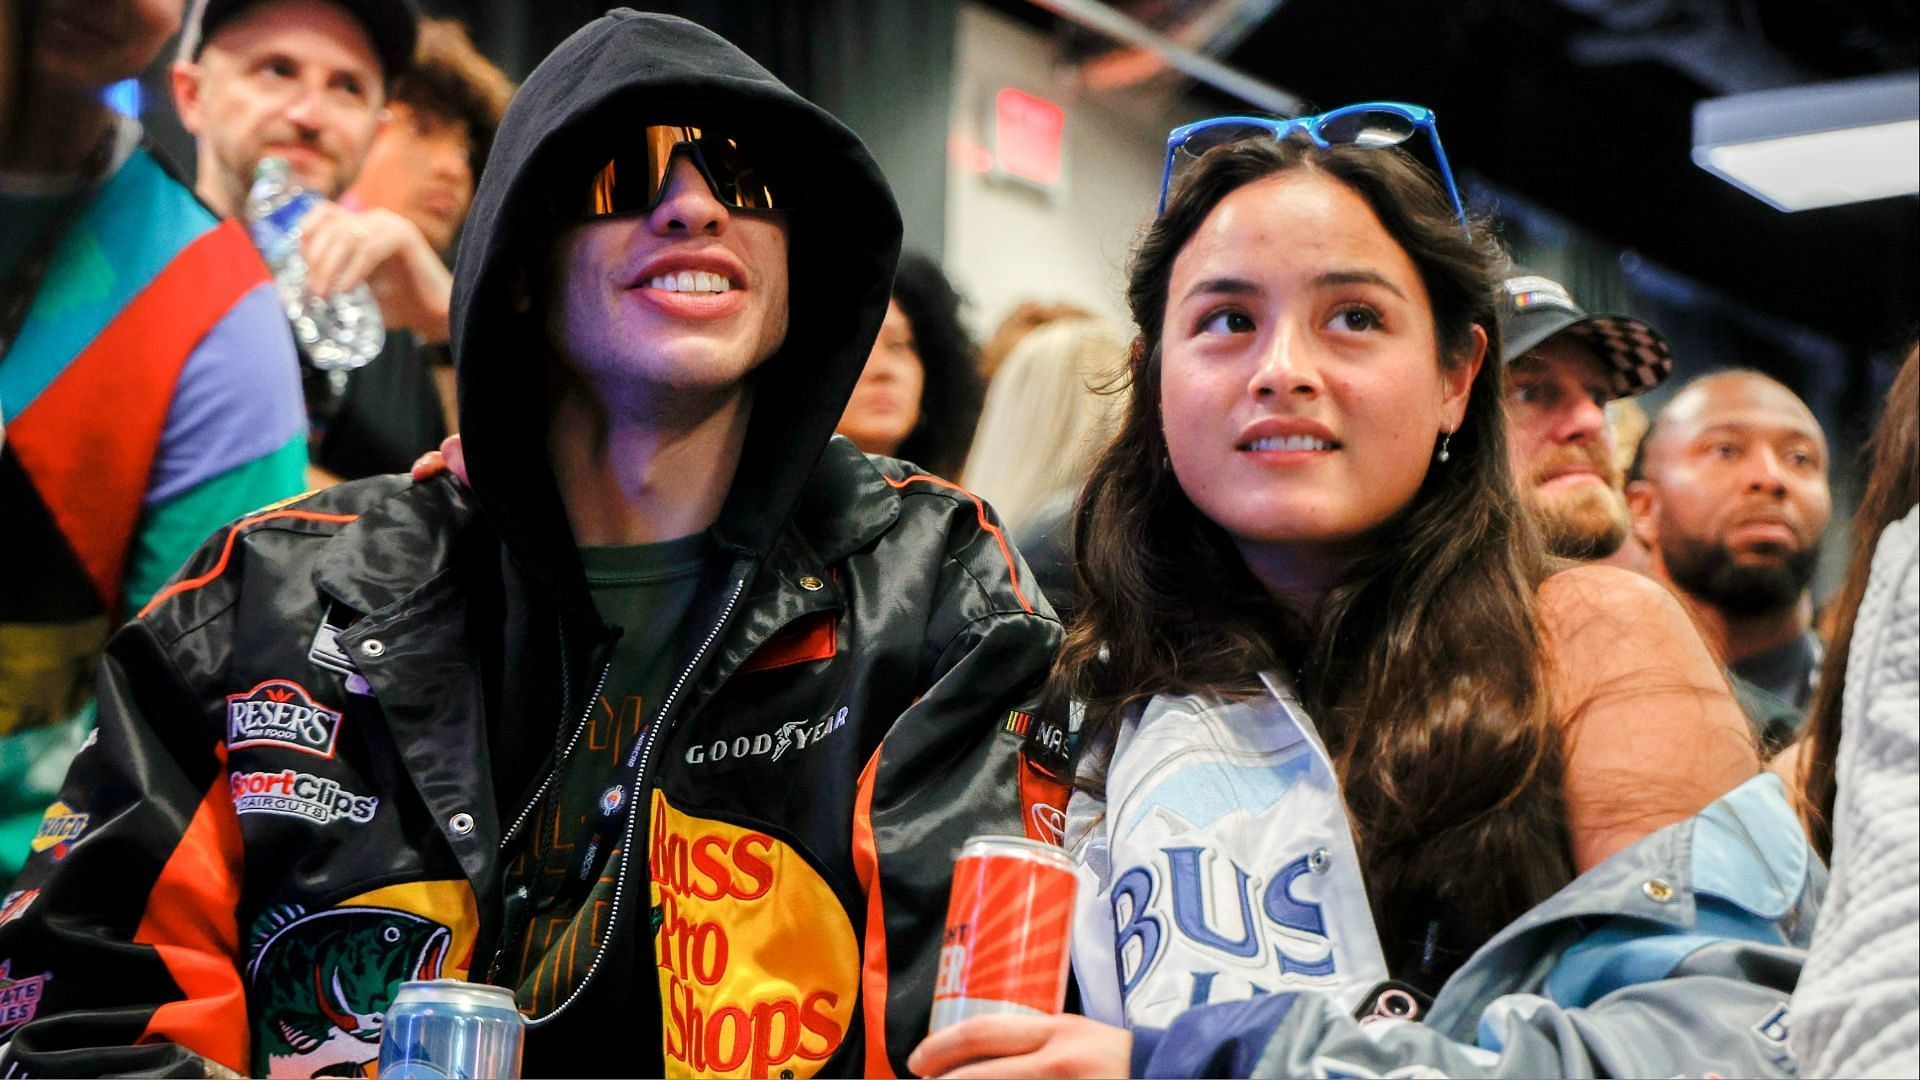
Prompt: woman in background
<box><xmin>961</xmin><ymin>318</ymin><xmax>1127</xmax><ymax>622</ymax></box>
<box><xmin>913</xmin><ymin>118</ymin><xmax>1808</xmax><ymax>1079</ymax></box>
<box><xmin>978</xmin><ymin>298</ymin><xmax>1097</xmax><ymax>382</ymax></box>
<box><xmin>836</xmin><ymin>251</ymin><xmax>985</xmax><ymax>477</ymax></box>
<box><xmin>962</xmin><ymin>317</ymin><xmax>1126</xmax><ymax>532</ymax></box>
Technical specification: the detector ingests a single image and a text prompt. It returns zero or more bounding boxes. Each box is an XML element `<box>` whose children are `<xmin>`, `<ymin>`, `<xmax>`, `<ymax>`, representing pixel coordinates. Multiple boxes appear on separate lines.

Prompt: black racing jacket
<box><xmin>0</xmin><ymin>11</ymin><xmax>1068</xmax><ymax>1079</ymax></box>
<box><xmin>0</xmin><ymin>438</ymin><xmax>1064</xmax><ymax>1078</ymax></box>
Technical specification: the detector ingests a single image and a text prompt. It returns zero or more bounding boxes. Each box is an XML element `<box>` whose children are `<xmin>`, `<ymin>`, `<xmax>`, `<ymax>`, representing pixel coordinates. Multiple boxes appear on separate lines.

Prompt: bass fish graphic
<box><xmin>246</xmin><ymin>905</ymin><xmax>453</xmax><ymax>1077</ymax></box>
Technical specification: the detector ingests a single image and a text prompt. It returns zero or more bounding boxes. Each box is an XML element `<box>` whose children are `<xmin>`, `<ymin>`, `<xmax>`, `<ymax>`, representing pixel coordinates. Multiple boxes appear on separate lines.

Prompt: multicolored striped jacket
<box><xmin>0</xmin><ymin>125</ymin><xmax>307</xmax><ymax>882</ymax></box>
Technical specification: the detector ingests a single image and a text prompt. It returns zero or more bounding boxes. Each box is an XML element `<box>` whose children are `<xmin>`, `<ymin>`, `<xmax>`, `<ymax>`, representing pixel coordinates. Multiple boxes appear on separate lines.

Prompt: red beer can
<box><xmin>929</xmin><ymin>835</ymin><xmax>1078</xmax><ymax>1032</ymax></box>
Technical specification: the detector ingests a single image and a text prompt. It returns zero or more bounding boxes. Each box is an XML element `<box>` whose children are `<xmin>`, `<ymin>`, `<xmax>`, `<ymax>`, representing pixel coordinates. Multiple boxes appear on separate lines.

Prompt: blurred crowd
<box><xmin>0</xmin><ymin>1</ymin><xmax>1913</xmax><ymax>1078</ymax></box>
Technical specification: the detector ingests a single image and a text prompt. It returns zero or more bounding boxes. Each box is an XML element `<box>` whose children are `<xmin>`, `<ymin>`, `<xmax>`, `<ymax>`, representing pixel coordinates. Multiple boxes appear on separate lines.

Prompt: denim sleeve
<box><xmin>1245</xmin><ymin>965</ymin><xmax>1800</xmax><ymax>1078</ymax></box>
<box><xmin>1130</xmin><ymin>994</ymin><xmax>1298</xmax><ymax>1078</ymax></box>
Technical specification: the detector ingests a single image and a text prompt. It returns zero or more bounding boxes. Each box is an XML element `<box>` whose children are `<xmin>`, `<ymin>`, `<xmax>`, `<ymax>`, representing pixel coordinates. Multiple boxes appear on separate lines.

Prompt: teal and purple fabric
<box><xmin>0</xmin><ymin>142</ymin><xmax>306</xmax><ymax>877</ymax></box>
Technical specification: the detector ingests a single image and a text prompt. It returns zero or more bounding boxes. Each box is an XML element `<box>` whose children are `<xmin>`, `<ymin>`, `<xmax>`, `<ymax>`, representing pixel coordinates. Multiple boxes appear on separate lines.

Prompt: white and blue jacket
<box><xmin>1069</xmin><ymin>672</ymin><xmax>1389</xmax><ymax>1028</ymax></box>
<box><xmin>1068</xmin><ymin>674</ymin><xmax>1822</xmax><ymax>1077</ymax></box>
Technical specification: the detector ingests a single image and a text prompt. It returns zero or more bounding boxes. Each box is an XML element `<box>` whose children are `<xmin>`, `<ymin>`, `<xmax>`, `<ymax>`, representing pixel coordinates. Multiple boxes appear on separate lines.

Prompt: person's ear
<box><xmin>1626</xmin><ymin>479</ymin><xmax>1658</xmax><ymax>548</ymax></box>
<box><xmin>1441</xmin><ymin>324</ymin><xmax>1487</xmax><ymax>430</ymax></box>
<box><xmin>170</xmin><ymin>60</ymin><xmax>204</xmax><ymax>135</ymax></box>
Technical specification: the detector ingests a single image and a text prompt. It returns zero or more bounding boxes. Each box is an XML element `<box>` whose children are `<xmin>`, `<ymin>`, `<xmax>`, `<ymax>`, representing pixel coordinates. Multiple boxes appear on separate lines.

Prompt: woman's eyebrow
<box><xmin>1180</xmin><ymin>277</ymin><xmax>1261</xmax><ymax>304</ymax></box>
<box><xmin>1312</xmin><ymin>268</ymin><xmax>1405</xmax><ymax>299</ymax></box>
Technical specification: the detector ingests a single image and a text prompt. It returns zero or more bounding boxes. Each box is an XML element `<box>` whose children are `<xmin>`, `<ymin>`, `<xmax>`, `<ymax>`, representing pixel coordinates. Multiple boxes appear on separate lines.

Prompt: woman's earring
<box><xmin>1436</xmin><ymin>429</ymin><xmax>1453</xmax><ymax>463</ymax></box>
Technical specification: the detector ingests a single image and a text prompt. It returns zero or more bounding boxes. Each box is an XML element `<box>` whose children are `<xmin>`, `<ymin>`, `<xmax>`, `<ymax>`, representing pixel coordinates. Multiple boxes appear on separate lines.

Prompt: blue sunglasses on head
<box><xmin>1158</xmin><ymin>101</ymin><xmax>1467</xmax><ymax>231</ymax></box>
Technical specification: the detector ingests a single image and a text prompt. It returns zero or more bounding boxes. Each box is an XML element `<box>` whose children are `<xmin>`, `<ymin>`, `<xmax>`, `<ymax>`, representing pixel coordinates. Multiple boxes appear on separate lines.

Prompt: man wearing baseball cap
<box><xmin>1497</xmin><ymin>274</ymin><xmax>1805</xmax><ymax>750</ymax></box>
<box><xmin>173</xmin><ymin>0</ymin><xmax>453</xmax><ymax>481</ymax></box>
<box><xmin>173</xmin><ymin>0</ymin><xmax>418</xmax><ymax>219</ymax></box>
<box><xmin>1496</xmin><ymin>273</ymin><xmax>1673</xmax><ymax>562</ymax></box>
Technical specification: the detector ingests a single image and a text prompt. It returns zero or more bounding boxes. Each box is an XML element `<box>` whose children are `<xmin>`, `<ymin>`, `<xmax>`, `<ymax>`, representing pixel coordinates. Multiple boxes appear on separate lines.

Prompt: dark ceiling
<box><xmin>995</xmin><ymin>0</ymin><xmax>1918</xmax><ymax>358</ymax></box>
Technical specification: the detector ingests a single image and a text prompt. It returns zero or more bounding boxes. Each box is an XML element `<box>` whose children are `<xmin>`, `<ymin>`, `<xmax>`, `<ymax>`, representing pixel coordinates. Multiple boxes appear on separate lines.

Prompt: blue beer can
<box><xmin>378</xmin><ymin>979</ymin><xmax>525</xmax><ymax>1079</ymax></box>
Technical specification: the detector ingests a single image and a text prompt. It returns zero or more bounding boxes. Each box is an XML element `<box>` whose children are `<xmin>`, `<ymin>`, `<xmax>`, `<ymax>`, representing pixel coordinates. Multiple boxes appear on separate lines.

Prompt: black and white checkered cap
<box><xmin>1497</xmin><ymin>274</ymin><xmax>1674</xmax><ymax>399</ymax></box>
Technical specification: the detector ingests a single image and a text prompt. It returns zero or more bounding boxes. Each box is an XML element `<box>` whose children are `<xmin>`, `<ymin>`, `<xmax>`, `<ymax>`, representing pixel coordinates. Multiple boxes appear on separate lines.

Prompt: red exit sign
<box><xmin>994</xmin><ymin>87</ymin><xmax>1065</xmax><ymax>187</ymax></box>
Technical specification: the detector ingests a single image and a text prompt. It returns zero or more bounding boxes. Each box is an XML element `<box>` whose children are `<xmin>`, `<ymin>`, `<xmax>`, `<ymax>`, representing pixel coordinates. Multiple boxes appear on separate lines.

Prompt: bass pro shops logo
<box><xmin>231</xmin><ymin>770</ymin><xmax>378</xmax><ymax>826</ymax></box>
<box><xmin>227</xmin><ymin>679</ymin><xmax>343</xmax><ymax>758</ymax></box>
<box><xmin>650</xmin><ymin>791</ymin><xmax>859</xmax><ymax>1078</ymax></box>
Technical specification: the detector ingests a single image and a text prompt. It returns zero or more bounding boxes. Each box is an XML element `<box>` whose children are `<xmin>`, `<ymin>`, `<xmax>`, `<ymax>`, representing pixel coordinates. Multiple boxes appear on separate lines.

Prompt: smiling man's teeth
<box><xmin>647</xmin><ymin>271</ymin><xmax>732</xmax><ymax>294</ymax></box>
<box><xmin>1246</xmin><ymin>435</ymin><xmax>1334</xmax><ymax>452</ymax></box>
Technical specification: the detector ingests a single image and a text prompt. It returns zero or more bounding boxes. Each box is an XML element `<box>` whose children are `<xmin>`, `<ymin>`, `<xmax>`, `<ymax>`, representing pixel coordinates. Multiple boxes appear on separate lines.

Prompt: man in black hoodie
<box><xmin>0</xmin><ymin>13</ymin><xmax>1063</xmax><ymax>1078</ymax></box>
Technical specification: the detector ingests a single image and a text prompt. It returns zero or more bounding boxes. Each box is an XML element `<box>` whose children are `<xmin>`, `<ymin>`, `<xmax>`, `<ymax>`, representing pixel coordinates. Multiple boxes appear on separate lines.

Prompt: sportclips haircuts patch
<box><xmin>231</xmin><ymin>770</ymin><xmax>378</xmax><ymax>825</ymax></box>
<box><xmin>650</xmin><ymin>791</ymin><xmax>859</xmax><ymax>1079</ymax></box>
<box><xmin>227</xmin><ymin>679</ymin><xmax>343</xmax><ymax>758</ymax></box>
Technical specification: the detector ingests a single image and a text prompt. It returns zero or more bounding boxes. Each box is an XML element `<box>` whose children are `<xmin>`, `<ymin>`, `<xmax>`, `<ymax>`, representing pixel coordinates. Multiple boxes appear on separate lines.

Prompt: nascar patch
<box><xmin>1007</xmin><ymin>709</ymin><xmax>1071</xmax><ymax>778</ymax></box>
<box><xmin>1008</xmin><ymin>710</ymin><xmax>1072</xmax><ymax>846</ymax></box>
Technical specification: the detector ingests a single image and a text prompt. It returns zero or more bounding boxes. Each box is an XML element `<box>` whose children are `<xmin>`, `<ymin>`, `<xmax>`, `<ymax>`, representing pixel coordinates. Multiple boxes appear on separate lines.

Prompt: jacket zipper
<box><xmin>500</xmin><ymin>622</ymin><xmax>612</xmax><ymax>851</ymax></box>
<box><xmin>487</xmin><ymin>624</ymin><xmax>612</xmax><ymax>985</ymax></box>
<box><xmin>532</xmin><ymin>570</ymin><xmax>750</xmax><ymax>1024</ymax></box>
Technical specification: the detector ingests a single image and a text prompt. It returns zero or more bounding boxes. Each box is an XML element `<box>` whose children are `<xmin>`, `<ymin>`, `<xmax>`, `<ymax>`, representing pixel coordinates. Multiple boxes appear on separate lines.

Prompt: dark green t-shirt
<box><xmin>501</xmin><ymin>532</ymin><xmax>710</xmax><ymax>1010</ymax></box>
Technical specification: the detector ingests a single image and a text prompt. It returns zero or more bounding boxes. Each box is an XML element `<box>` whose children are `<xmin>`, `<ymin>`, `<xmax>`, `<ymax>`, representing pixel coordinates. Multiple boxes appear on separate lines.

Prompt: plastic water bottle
<box><xmin>245</xmin><ymin>157</ymin><xmax>385</xmax><ymax>383</ymax></box>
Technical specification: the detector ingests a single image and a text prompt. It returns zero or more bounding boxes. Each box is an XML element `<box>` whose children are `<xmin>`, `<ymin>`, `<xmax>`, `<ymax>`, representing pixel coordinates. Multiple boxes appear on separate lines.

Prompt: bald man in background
<box><xmin>1630</xmin><ymin>371</ymin><xmax>1832</xmax><ymax>745</ymax></box>
<box><xmin>171</xmin><ymin>0</ymin><xmax>440</xmax><ymax>483</ymax></box>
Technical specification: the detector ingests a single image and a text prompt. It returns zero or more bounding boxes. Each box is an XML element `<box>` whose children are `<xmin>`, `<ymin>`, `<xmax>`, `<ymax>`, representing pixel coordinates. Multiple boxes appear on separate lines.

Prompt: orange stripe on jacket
<box><xmin>851</xmin><ymin>745</ymin><xmax>895</xmax><ymax>1078</ymax></box>
<box><xmin>137</xmin><ymin>509</ymin><xmax>359</xmax><ymax>619</ymax></box>
<box><xmin>882</xmin><ymin>474</ymin><xmax>1035</xmax><ymax>614</ymax></box>
<box><xmin>4</xmin><ymin>222</ymin><xmax>267</xmax><ymax>616</ymax></box>
<box><xmin>741</xmin><ymin>609</ymin><xmax>838</xmax><ymax>673</ymax></box>
<box><xmin>134</xmin><ymin>744</ymin><xmax>247</xmax><ymax>1073</ymax></box>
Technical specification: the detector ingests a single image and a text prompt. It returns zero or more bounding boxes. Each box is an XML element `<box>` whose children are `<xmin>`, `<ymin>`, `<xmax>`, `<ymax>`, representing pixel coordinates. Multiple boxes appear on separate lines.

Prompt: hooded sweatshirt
<box><xmin>456</xmin><ymin>9</ymin><xmax>902</xmax><ymax>615</ymax></box>
<box><xmin>0</xmin><ymin>12</ymin><xmax>1064</xmax><ymax>1078</ymax></box>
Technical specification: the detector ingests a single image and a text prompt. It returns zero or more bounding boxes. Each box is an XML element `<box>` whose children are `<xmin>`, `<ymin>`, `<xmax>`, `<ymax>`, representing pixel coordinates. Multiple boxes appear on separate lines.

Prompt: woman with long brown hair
<box><xmin>913</xmin><ymin>115</ymin><xmax>1816</xmax><ymax>1079</ymax></box>
<box><xmin>1789</xmin><ymin>343</ymin><xmax>1918</xmax><ymax>1076</ymax></box>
